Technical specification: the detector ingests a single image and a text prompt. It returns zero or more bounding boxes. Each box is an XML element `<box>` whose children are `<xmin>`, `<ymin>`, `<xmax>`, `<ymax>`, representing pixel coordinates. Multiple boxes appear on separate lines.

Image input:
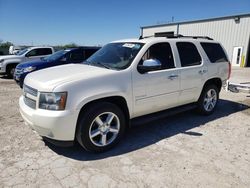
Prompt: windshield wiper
<box><xmin>93</xmin><ymin>62</ymin><xmax>111</xmax><ymax>69</ymax></box>
<box><xmin>83</xmin><ymin>60</ymin><xmax>91</xmax><ymax>65</ymax></box>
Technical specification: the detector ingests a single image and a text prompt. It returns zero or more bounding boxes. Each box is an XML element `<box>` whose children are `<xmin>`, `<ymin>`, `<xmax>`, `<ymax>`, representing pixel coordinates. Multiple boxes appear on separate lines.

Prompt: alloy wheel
<box><xmin>89</xmin><ymin>112</ymin><xmax>120</xmax><ymax>147</ymax></box>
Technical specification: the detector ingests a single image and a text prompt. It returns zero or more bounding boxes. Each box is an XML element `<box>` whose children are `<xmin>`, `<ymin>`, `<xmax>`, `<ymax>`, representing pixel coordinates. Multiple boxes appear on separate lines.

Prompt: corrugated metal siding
<box><xmin>142</xmin><ymin>16</ymin><xmax>250</xmax><ymax>65</ymax></box>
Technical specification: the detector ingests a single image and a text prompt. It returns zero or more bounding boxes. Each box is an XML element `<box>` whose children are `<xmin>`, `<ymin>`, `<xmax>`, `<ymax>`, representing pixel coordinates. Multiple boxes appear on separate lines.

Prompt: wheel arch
<box><xmin>76</xmin><ymin>96</ymin><xmax>131</xmax><ymax>133</ymax></box>
<box><xmin>202</xmin><ymin>77</ymin><xmax>222</xmax><ymax>92</ymax></box>
<box><xmin>6</xmin><ymin>62</ymin><xmax>19</xmax><ymax>71</ymax></box>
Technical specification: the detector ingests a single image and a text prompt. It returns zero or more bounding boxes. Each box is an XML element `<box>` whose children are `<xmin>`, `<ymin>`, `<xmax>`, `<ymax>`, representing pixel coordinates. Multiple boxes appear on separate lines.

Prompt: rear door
<box><xmin>176</xmin><ymin>42</ymin><xmax>207</xmax><ymax>104</ymax></box>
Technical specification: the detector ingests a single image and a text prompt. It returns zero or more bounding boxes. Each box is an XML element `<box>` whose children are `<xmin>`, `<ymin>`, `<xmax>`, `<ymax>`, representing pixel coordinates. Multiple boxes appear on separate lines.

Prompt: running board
<box><xmin>131</xmin><ymin>103</ymin><xmax>197</xmax><ymax>126</ymax></box>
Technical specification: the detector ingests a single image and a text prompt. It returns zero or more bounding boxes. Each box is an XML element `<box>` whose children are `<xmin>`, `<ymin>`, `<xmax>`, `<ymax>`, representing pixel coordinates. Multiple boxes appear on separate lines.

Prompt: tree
<box><xmin>62</xmin><ymin>42</ymin><xmax>78</xmax><ymax>48</ymax></box>
<box><xmin>0</xmin><ymin>41</ymin><xmax>13</xmax><ymax>48</ymax></box>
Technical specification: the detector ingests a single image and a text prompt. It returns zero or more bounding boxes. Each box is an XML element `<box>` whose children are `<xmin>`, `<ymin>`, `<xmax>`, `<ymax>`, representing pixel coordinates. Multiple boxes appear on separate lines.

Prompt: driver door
<box><xmin>132</xmin><ymin>42</ymin><xmax>180</xmax><ymax>117</ymax></box>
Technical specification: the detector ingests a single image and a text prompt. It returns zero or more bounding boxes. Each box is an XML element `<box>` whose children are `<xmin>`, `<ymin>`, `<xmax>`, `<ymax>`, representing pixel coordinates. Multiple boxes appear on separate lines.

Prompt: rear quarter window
<box><xmin>200</xmin><ymin>42</ymin><xmax>228</xmax><ymax>63</ymax></box>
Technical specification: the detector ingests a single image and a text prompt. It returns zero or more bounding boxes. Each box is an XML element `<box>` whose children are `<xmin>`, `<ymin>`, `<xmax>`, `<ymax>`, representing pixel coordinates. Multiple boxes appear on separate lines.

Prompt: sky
<box><xmin>0</xmin><ymin>0</ymin><xmax>249</xmax><ymax>46</ymax></box>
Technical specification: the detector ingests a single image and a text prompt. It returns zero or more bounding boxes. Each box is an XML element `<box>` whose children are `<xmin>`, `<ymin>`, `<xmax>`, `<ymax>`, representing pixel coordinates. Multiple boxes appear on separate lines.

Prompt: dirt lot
<box><xmin>0</xmin><ymin>68</ymin><xmax>250</xmax><ymax>188</ymax></box>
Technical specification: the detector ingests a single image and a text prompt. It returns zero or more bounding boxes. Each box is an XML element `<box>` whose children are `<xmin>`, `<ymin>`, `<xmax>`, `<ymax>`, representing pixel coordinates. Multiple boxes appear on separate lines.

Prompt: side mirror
<box><xmin>137</xmin><ymin>59</ymin><xmax>161</xmax><ymax>74</ymax></box>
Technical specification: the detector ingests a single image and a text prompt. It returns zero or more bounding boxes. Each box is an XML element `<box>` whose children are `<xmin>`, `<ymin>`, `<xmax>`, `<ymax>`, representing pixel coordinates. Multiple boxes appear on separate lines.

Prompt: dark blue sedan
<box><xmin>14</xmin><ymin>47</ymin><xmax>100</xmax><ymax>87</ymax></box>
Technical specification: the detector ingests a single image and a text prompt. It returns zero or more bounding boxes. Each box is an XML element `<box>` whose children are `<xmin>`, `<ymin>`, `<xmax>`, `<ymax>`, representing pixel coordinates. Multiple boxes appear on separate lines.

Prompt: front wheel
<box><xmin>7</xmin><ymin>65</ymin><xmax>16</xmax><ymax>78</ymax></box>
<box><xmin>76</xmin><ymin>102</ymin><xmax>126</xmax><ymax>152</ymax></box>
<box><xmin>197</xmin><ymin>85</ymin><xmax>219</xmax><ymax>115</ymax></box>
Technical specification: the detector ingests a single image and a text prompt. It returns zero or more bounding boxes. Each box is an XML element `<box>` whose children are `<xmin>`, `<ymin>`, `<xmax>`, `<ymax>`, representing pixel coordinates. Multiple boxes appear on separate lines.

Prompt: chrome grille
<box><xmin>15</xmin><ymin>67</ymin><xmax>23</xmax><ymax>75</ymax></box>
<box><xmin>23</xmin><ymin>84</ymin><xmax>38</xmax><ymax>97</ymax></box>
<box><xmin>24</xmin><ymin>97</ymin><xmax>36</xmax><ymax>109</ymax></box>
<box><xmin>23</xmin><ymin>84</ymin><xmax>38</xmax><ymax>109</ymax></box>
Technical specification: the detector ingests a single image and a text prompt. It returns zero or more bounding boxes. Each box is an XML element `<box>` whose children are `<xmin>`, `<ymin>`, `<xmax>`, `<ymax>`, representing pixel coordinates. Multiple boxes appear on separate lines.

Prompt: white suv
<box><xmin>0</xmin><ymin>46</ymin><xmax>54</xmax><ymax>77</ymax></box>
<box><xmin>19</xmin><ymin>36</ymin><xmax>230</xmax><ymax>152</ymax></box>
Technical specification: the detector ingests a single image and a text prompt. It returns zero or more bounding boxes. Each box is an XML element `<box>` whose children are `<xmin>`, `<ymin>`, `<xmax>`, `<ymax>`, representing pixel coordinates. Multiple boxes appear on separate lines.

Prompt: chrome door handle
<box><xmin>168</xmin><ymin>74</ymin><xmax>178</xmax><ymax>80</ymax></box>
<box><xmin>199</xmin><ymin>70</ymin><xmax>207</xmax><ymax>74</ymax></box>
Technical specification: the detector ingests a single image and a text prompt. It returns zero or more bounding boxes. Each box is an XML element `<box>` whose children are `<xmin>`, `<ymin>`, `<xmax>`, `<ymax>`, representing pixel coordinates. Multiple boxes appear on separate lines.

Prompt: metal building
<box><xmin>141</xmin><ymin>13</ymin><xmax>250</xmax><ymax>67</ymax></box>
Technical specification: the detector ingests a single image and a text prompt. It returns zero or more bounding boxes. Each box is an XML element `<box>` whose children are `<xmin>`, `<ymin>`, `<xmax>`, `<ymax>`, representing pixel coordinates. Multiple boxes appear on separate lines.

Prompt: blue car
<box><xmin>14</xmin><ymin>47</ymin><xmax>100</xmax><ymax>87</ymax></box>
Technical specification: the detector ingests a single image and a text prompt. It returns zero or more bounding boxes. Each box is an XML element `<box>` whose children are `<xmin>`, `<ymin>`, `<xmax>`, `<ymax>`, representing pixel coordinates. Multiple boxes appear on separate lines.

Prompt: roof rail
<box><xmin>139</xmin><ymin>34</ymin><xmax>213</xmax><ymax>40</ymax></box>
<box><xmin>179</xmin><ymin>35</ymin><xmax>214</xmax><ymax>40</ymax></box>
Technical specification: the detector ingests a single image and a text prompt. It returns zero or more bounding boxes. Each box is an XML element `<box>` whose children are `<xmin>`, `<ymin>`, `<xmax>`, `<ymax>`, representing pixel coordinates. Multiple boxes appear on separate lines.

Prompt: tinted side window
<box><xmin>37</xmin><ymin>48</ymin><xmax>52</xmax><ymax>56</ymax></box>
<box><xmin>177</xmin><ymin>42</ymin><xmax>201</xmax><ymax>67</ymax></box>
<box><xmin>68</xmin><ymin>50</ymin><xmax>85</xmax><ymax>63</ymax></box>
<box><xmin>140</xmin><ymin>42</ymin><xmax>175</xmax><ymax>70</ymax></box>
<box><xmin>26</xmin><ymin>49</ymin><xmax>39</xmax><ymax>57</ymax></box>
<box><xmin>201</xmin><ymin>42</ymin><xmax>228</xmax><ymax>63</ymax></box>
<box><xmin>85</xmin><ymin>49</ymin><xmax>98</xmax><ymax>59</ymax></box>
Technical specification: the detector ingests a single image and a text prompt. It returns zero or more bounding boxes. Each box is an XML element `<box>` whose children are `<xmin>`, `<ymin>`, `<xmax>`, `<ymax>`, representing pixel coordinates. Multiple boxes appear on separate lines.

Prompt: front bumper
<box><xmin>0</xmin><ymin>66</ymin><xmax>6</xmax><ymax>74</ymax></box>
<box><xmin>14</xmin><ymin>73</ymin><xmax>26</xmax><ymax>88</ymax></box>
<box><xmin>19</xmin><ymin>95</ymin><xmax>79</xmax><ymax>142</ymax></box>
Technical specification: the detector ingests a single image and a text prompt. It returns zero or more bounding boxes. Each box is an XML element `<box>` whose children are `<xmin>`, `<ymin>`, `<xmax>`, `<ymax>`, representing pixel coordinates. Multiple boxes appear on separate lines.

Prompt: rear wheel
<box><xmin>76</xmin><ymin>102</ymin><xmax>126</xmax><ymax>152</ymax></box>
<box><xmin>197</xmin><ymin>85</ymin><xmax>219</xmax><ymax>115</ymax></box>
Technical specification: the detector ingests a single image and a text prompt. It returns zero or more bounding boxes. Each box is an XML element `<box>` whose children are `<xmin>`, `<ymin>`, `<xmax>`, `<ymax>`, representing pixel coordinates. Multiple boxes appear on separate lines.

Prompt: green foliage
<box><xmin>0</xmin><ymin>41</ymin><xmax>13</xmax><ymax>48</ymax></box>
<box><xmin>55</xmin><ymin>43</ymin><xmax>79</xmax><ymax>49</ymax></box>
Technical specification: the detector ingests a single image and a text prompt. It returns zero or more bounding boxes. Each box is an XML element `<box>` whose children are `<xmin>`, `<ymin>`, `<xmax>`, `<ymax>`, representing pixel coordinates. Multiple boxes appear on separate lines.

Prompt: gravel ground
<box><xmin>0</xmin><ymin>68</ymin><xmax>249</xmax><ymax>188</ymax></box>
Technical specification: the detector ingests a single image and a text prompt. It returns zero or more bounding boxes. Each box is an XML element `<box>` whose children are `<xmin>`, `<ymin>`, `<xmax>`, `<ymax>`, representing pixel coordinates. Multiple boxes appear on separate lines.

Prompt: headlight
<box><xmin>23</xmin><ymin>66</ymin><xmax>36</xmax><ymax>73</ymax></box>
<box><xmin>0</xmin><ymin>59</ymin><xmax>4</xmax><ymax>65</ymax></box>
<box><xmin>39</xmin><ymin>92</ymin><xmax>67</xmax><ymax>110</ymax></box>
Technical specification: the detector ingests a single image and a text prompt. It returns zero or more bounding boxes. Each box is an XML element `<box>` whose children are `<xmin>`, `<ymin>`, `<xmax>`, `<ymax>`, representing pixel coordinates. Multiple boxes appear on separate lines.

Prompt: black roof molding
<box><xmin>139</xmin><ymin>34</ymin><xmax>213</xmax><ymax>40</ymax></box>
<box><xmin>141</xmin><ymin>13</ymin><xmax>250</xmax><ymax>29</ymax></box>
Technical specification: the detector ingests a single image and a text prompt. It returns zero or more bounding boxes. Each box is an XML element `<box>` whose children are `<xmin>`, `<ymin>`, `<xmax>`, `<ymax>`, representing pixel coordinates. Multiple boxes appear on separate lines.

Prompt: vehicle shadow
<box><xmin>0</xmin><ymin>75</ymin><xmax>12</xmax><ymax>80</ymax></box>
<box><xmin>45</xmin><ymin>99</ymin><xmax>249</xmax><ymax>161</ymax></box>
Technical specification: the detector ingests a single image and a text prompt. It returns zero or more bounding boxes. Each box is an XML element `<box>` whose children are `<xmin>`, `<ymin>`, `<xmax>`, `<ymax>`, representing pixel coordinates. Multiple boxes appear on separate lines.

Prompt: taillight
<box><xmin>228</xmin><ymin>62</ymin><xmax>231</xmax><ymax>80</ymax></box>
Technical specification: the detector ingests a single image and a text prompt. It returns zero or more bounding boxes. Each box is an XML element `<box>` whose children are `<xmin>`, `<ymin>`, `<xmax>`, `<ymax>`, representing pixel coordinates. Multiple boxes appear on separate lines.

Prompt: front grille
<box><xmin>23</xmin><ymin>84</ymin><xmax>38</xmax><ymax>97</ymax></box>
<box><xmin>15</xmin><ymin>68</ymin><xmax>23</xmax><ymax>75</ymax></box>
<box><xmin>23</xmin><ymin>84</ymin><xmax>38</xmax><ymax>109</ymax></box>
<box><xmin>24</xmin><ymin>97</ymin><xmax>36</xmax><ymax>109</ymax></box>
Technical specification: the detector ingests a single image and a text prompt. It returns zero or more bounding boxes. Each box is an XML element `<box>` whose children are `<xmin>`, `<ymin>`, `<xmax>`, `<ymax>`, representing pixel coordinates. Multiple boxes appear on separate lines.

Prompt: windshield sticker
<box><xmin>133</xmin><ymin>44</ymin><xmax>141</xmax><ymax>49</ymax></box>
<box><xmin>123</xmin><ymin>43</ymin><xmax>135</xmax><ymax>48</ymax></box>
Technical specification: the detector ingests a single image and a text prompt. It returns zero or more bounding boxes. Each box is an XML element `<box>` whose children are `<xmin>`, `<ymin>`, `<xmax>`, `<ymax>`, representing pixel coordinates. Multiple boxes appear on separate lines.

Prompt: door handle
<box><xmin>199</xmin><ymin>70</ymin><xmax>207</xmax><ymax>74</ymax></box>
<box><xmin>168</xmin><ymin>74</ymin><xmax>178</xmax><ymax>80</ymax></box>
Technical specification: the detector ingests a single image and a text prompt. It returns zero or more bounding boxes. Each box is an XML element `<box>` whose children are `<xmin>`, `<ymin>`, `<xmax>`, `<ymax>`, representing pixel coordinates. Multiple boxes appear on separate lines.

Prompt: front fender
<box><xmin>76</xmin><ymin>92</ymin><xmax>132</xmax><ymax>117</ymax></box>
<box><xmin>4</xmin><ymin>59</ymin><xmax>22</xmax><ymax>67</ymax></box>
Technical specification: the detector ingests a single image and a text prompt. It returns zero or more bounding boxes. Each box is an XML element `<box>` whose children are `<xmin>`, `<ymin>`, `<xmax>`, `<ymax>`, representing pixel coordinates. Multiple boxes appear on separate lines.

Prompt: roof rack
<box><xmin>179</xmin><ymin>35</ymin><xmax>214</xmax><ymax>40</ymax></box>
<box><xmin>139</xmin><ymin>34</ymin><xmax>213</xmax><ymax>40</ymax></box>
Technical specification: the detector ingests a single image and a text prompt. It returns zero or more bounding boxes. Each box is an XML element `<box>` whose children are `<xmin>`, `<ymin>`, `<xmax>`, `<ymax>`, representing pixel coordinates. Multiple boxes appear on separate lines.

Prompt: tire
<box><xmin>7</xmin><ymin>65</ymin><xmax>16</xmax><ymax>78</ymax></box>
<box><xmin>197</xmin><ymin>84</ymin><xmax>219</xmax><ymax>115</ymax></box>
<box><xmin>76</xmin><ymin>102</ymin><xmax>126</xmax><ymax>152</ymax></box>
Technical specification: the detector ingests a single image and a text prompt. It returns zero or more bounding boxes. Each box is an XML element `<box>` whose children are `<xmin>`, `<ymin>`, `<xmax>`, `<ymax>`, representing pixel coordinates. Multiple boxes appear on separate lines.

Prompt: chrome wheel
<box><xmin>89</xmin><ymin>112</ymin><xmax>120</xmax><ymax>147</ymax></box>
<box><xmin>203</xmin><ymin>88</ymin><xmax>217</xmax><ymax>112</ymax></box>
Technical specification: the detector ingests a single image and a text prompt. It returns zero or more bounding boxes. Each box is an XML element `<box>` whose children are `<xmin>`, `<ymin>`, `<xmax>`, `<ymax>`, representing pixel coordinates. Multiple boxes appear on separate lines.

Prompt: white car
<box><xmin>0</xmin><ymin>46</ymin><xmax>54</xmax><ymax>77</ymax></box>
<box><xmin>19</xmin><ymin>36</ymin><xmax>230</xmax><ymax>152</ymax></box>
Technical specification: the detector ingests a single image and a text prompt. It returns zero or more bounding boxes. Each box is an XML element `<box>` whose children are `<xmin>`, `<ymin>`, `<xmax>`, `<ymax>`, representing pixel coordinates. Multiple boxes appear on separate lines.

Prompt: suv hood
<box><xmin>17</xmin><ymin>59</ymin><xmax>46</xmax><ymax>68</ymax></box>
<box><xmin>0</xmin><ymin>55</ymin><xmax>20</xmax><ymax>60</ymax></box>
<box><xmin>25</xmin><ymin>64</ymin><xmax>115</xmax><ymax>91</ymax></box>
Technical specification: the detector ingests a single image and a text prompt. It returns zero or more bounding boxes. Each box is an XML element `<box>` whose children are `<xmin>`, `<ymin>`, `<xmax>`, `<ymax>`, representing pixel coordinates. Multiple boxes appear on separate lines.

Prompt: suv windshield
<box><xmin>43</xmin><ymin>50</ymin><xmax>67</xmax><ymax>61</ymax></box>
<box><xmin>85</xmin><ymin>42</ymin><xmax>144</xmax><ymax>70</ymax></box>
<box><xmin>16</xmin><ymin>48</ymin><xmax>29</xmax><ymax>56</ymax></box>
